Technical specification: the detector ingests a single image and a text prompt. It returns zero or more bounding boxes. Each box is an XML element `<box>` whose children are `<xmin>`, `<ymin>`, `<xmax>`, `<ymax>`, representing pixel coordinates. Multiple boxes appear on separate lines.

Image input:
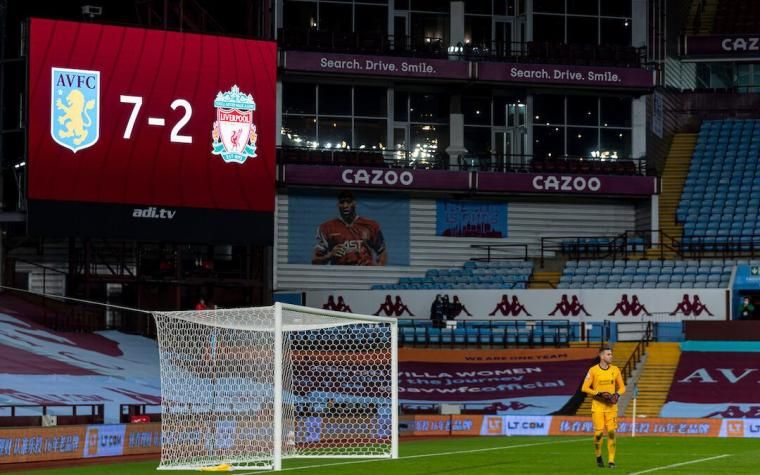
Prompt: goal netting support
<box><xmin>153</xmin><ymin>303</ymin><xmax>398</xmax><ymax>471</ymax></box>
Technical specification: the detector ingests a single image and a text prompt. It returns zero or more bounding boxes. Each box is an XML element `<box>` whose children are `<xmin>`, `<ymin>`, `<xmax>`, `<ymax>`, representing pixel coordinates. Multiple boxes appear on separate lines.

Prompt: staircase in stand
<box><xmin>645</xmin><ymin>133</ymin><xmax>697</xmax><ymax>260</ymax></box>
<box><xmin>529</xmin><ymin>271</ymin><xmax>561</xmax><ymax>289</ymax></box>
<box><xmin>624</xmin><ymin>342</ymin><xmax>682</xmax><ymax>417</ymax></box>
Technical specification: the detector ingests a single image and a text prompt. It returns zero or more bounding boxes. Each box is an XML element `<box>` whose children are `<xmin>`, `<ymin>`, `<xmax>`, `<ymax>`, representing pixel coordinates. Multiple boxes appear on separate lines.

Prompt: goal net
<box><xmin>153</xmin><ymin>303</ymin><xmax>398</xmax><ymax>471</ymax></box>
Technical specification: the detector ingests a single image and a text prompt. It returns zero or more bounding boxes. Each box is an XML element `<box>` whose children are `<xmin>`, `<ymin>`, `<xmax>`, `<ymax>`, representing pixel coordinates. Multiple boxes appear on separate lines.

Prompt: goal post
<box><xmin>153</xmin><ymin>303</ymin><xmax>398</xmax><ymax>471</ymax></box>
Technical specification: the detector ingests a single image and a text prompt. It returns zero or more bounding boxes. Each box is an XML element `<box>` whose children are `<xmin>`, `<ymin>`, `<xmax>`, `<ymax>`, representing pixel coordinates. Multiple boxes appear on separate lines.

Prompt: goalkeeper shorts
<box><xmin>592</xmin><ymin>411</ymin><xmax>618</xmax><ymax>432</ymax></box>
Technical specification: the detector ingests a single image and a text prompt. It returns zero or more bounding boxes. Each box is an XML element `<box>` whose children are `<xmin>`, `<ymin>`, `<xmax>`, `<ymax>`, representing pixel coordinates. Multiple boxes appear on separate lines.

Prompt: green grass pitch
<box><xmin>7</xmin><ymin>436</ymin><xmax>760</xmax><ymax>474</ymax></box>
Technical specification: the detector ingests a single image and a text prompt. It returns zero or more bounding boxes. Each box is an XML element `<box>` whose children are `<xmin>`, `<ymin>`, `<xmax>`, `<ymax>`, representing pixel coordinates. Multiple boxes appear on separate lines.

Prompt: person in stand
<box><xmin>195</xmin><ymin>298</ymin><xmax>208</xmax><ymax>311</ymax></box>
<box><xmin>430</xmin><ymin>294</ymin><xmax>445</xmax><ymax>328</ymax></box>
<box><xmin>739</xmin><ymin>296</ymin><xmax>755</xmax><ymax>320</ymax></box>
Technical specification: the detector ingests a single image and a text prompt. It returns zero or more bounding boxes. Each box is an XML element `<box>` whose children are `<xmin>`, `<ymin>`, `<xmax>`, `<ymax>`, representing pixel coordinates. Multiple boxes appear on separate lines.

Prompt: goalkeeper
<box><xmin>581</xmin><ymin>346</ymin><xmax>626</xmax><ymax>469</ymax></box>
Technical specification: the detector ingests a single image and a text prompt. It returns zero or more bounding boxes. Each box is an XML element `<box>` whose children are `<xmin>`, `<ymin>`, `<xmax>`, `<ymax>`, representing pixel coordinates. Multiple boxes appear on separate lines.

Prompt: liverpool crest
<box><xmin>211</xmin><ymin>85</ymin><xmax>257</xmax><ymax>164</ymax></box>
<box><xmin>51</xmin><ymin>67</ymin><xmax>100</xmax><ymax>152</ymax></box>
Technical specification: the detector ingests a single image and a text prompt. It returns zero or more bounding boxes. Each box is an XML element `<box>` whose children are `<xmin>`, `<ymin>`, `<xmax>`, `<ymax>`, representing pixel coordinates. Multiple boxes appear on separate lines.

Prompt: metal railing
<box><xmin>0</xmin><ymin>404</ymin><xmax>104</xmax><ymax>427</ymax></box>
<box><xmin>398</xmin><ymin>319</ymin><xmax>571</xmax><ymax>348</ymax></box>
<box><xmin>278</xmin><ymin>147</ymin><xmax>648</xmax><ymax>176</ymax></box>
<box><xmin>469</xmin><ymin>244</ymin><xmax>529</xmax><ymax>262</ymax></box>
<box><xmin>620</xmin><ymin>321</ymin><xmax>653</xmax><ymax>381</ymax></box>
<box><xmin>278</xmin><ymin>28</ymin><xmax>647</xmax><ymax>68</ymax></box>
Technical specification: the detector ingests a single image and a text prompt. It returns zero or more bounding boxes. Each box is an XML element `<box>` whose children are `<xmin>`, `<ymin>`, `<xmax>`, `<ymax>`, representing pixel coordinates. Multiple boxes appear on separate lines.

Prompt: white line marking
<box><xmin>629</xmin><ymin>454</ymin><xmax>731</xmax><ymax>475</ymax></box>
<box><xmin>236</xmin><ymin>438</ymin><xmax>587</xmax><ymax>474</ymax></box>
<box><xmin>147</xmin><ymin>117</ymin><xmax>165</xmax><ymax>126</ymax></box>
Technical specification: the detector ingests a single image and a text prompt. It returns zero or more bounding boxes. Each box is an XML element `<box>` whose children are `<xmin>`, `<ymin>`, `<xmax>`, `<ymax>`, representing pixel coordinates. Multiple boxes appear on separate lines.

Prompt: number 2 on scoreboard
<box><xmin>120</xmin><ymin>95</ymin><xmax>193</xmax><ymax>144</ymax></box>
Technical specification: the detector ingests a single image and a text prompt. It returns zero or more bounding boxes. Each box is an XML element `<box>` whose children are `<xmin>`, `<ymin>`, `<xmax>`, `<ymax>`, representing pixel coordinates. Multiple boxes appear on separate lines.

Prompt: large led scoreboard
<box><xmin>27</xmin><ymin>18</ymin><xmax>276</xmax><ymax>244</ymax></box>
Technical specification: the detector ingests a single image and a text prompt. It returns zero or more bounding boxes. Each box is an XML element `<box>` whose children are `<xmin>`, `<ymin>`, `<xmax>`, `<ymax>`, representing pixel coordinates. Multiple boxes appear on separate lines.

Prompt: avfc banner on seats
<box><xmin>398</xmin><ymin>348</ymin><xmax>598</xmax><ymax>415</ymax></box>
<box><xmin>305</xmin><ymin>289</ymin><xmax>728</xmax><ymax>322</ymax></box>
<box><xmin>661</xmin><ymin>351</ymin><xmax>760</xmax><ymax>418</ymax></box>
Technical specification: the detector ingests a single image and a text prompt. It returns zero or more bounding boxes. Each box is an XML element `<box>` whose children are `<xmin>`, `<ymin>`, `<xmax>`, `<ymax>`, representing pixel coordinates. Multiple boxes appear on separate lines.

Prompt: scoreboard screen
<box><xmin>28</xmin><ymin>18</ymin><xmax>276</xmax><ymax>244</ymax></box>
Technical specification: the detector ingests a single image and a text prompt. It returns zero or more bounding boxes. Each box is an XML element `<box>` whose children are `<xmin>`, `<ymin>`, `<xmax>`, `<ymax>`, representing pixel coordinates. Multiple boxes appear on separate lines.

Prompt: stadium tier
<box><xmin>373</xmin><ymin>260</ymin><xmax>534</xmax><ymax>290</ymax></box>
<box><xmin>558</xmin><ymin>259</ymin><xmax>735</xmax><ymax>289</ymax></box>
<box><xmin>678</xmin><ymin>119</ymin><xmax>760</xmax><ymax>252</ymax></box>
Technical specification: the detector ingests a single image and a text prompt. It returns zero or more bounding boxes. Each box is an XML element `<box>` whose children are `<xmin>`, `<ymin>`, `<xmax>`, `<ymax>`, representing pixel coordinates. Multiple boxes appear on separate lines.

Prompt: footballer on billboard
<box><xmin>28</xmin><ymin>18</ymin><xmax>276</xmax><ymax>244</ymax></box>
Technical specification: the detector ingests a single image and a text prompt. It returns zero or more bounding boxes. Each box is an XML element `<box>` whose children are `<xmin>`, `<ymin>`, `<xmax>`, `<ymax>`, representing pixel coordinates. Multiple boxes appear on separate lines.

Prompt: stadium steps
<box><xmin>646</xmin><ymin>133</ymin><xmax>697</xmax><ymax>259</ymax></box>
<box><xmin>574</xmin><ymin>342</ymin><xmax>640</xmax><ymax>417</ymax></box>
<box><xmin>528</xmin><ymin>271</ymin><xmax>561</xmax><ymax>289</ymax></box>
<box><xmin>623</xmin><ymin>342</ymin><xmax>682</xmax><ymax>418</ymax></box>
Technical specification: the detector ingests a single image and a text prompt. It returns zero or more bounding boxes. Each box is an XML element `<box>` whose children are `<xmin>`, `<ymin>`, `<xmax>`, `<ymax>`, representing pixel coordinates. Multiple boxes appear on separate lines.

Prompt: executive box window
<box><xmin>396</xmin><ymin>91</ymin><xmax>450</xmax><ymax>160</ymax></box>
<box><xmin>282</xmin><ymin>82</ymin><xmax>388</xmax><ymax>150</ymax></box>
<box><xmin>283</xmin><ymin>1</ymin><xmax>317</xmax><ymax>31</ymax></box>
<box><xmin>532</xmin><ymin>0</ymin><xmax>632</xmax><ymax>46</ymax></box>
<box><xmin>283</xmin><ymin>0</ymin><xmax>389</xmax><ymax>34</ymax></box>
<box><xmin>532</xmin><ymin>94</ymin><xmax>633</xmax><ymax>159</ymax></box>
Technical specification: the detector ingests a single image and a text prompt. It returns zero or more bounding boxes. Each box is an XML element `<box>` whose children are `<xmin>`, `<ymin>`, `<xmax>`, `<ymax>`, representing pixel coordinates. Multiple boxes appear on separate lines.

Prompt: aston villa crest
<box><xmin>51</xmin><ymin>67</ymin><xmax>100</xmax><ymax>152</ymax></box>
<box><xmin>211</xmin><ymin>85</ymin><xmax>257</xmax><ymax>164</ymax></box>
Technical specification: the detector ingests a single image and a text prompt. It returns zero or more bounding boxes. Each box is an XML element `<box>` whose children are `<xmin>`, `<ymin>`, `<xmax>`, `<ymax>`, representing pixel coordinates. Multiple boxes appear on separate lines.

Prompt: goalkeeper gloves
<box><xmin>594</xmin><ymin>392</ymin><xmax>613</xmax><ymax>403</ymax></box>
<box><xmin>593</xmin><ymin>392</ymin><xmax>620</xmax><ymax>405</ymax></box>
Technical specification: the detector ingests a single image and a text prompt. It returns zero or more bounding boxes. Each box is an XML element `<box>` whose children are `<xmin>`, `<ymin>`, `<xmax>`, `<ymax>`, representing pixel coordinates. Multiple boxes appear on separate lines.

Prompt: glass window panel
<box><xmin>464</xmin><ymin>0</ymin><xmax>492</xmax><ymax>14</ymax></box>
<box><xmin>567</xmin><ymin>96</ymin><xmax>598</xmax><ymax>126</ymax></box>
<box><xmin>283</xmin><ymin>83</ymin><xmax>316</xmax><ymax>115</ymax></box>
<box><xmin>284</xmin><ymin>1</ymin><xmax>317</xmax><ymax>31</ymax></box>
<box><xmin>568</xmin><ymin>0</ymin><xmax>597</xmax><ymax>15</ymax></box>
<box><xmin>464</xmin><ymin>126</ymin><xmax>492</xmax><ymax>154</ymax></box>
<box><xmin>411</xmin><ymin>0</ymin><xmax>449</xmax><ymax>13</ymax></box>
<box><xmin>465</xmin><ymin>15</ymin><xmax>492</xmax><ymax>47</ymax></box>
<box><xmin>493</xmin><ymin>97</ymin><xmax>510</xmax><ymax>127</ymax></box>
<box><xmin>411</xmin><ymin>13</ymin><xmax>449</xmax><ymax>44</ymax></box>
<box><xmin>355</xmin><ymin>86</ymin><xmax>387</xmax><ymax>117</ymax></box>
<box><xmin>463</xmin><ymin>96</ymin><xmax>491</xmax><ymax>125</ymax></box>
<box><xmin>567</xmin><ymin>16</ymin><xmax>598</xmax><ymax>45</ymax></box>
<box><xmin>601</xmin><ymin>0</ymin><xmax>631</xmax><ymax>17</ymax></box>
<box><xmin>600</xmin><ymin>18</ymin><xmax>630</xmax><ymax>46</ymax></box>
<box><xmin>411</xmin><ymin>124</ymin><xmax>449</xmax><ymax>159</ymax></box>
<box><xmin>282</xmin><ymin>115</ymin><xmax>317</xmax><ymax>148</ymax></box>
<box><xmin>395</xmin><ymin>0</ymin><xmax>409</xmax><ymax>10</ymax></box>
<box><xmin>318</xmin><ymin>117</ymin><xmax>352</xmax><ymax>149</ymax></box>
<box><xmin>533</xmin><ymin>125</ymin><xmax>564</xmax><ymax>159</ymax></box>
<box><xmin>354</xmin><ymin>119</ymin><xmax>387</xmax><ymax>150</ymax></box>
<box><xmin>567</xmin><ymin>127</ymin><xmax>598</xmax><ymax>157</ymax></box>
<box><xmin>355</xmin><ymin>5</ymin><xmax>388</xmax><ymax>34</ymax></box>
<box><xmin>533</xmin><ymin>14</ymin><xmax>564</xmax><ymax>43</ymax></box>
<box><xmin>600</xmin><ymin>129</ymin><xmax>631</xmax><ymax>159</ymax></box>
<box><xmin>533</xmin><ymin>94</ymin><xmax>564</xmax><ymax>125</ymax></box>
<box><xmin>533</xmin><ymin>0</ymin><xmax>564</xmax><ymax>14</ymax></box>
<box><xmin>319</xmin><ymin>2</ymin><xmax>352</xmax><ymax>32</ymax></box>
<box><xmin>318</xmin><ymin>84</ymin><xmax>351</xmax><ymax>115</ymax></box>
<box><xmin>600</xmin><ymin>97</ymin><xmax>631</xmax><ymax>127</ymax></box>
<box><xmin>410</xmin><ymin>93</ymin><xmax>448</xmax><ymax>123</ymax></box>
<box><xmin>495</xmin><ymin>0</ymin><xmax>507</xmax><ymax>16</ymax></box>
<box><xmin>394</xmin><ymin>91</ymin><xmax>409</xmax><ymax>121</ymax></box>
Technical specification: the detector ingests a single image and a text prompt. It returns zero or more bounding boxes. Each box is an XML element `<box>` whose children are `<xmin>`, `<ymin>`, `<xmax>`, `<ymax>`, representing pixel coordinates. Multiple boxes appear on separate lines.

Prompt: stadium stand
<box><xmin>373</xmin><ymin>260</ymin><xmax>534</xmax><ymax>290</ymax></box>
<box><xmin>558</xmin><ymin>259</ymin><xmax>734</xmax><ymax>289</ymax></box>
<box><xmin>677</xmin><ymin>119</ymin><xmax>760</xmax><ymax>253</ymax></box>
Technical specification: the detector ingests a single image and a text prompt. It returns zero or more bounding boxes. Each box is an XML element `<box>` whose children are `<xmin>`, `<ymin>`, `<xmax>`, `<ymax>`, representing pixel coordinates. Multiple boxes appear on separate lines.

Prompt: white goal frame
<box><xmin>153</xmin><ymin>302</ymin><xmax>398</xmax><ymax>471</ymax></box>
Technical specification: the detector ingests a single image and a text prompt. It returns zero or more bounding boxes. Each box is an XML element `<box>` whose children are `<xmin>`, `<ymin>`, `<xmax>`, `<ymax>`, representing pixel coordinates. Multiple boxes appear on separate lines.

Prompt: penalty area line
<box><xmin>629</xmin><ymin>454</ymin><xmax>731</xmax><ymax>475</ymax></box>
<box><xmin>237</xmin><ymin>437</ymin><xmax>587</xmax><ymax>474</ymax></box>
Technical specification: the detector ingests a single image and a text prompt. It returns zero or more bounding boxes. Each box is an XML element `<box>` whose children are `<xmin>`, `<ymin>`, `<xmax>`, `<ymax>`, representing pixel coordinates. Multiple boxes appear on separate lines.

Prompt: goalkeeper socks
<box><xmin>594</xmin><ymin>432</ymin><xmax>603</xmax><ymax>458</ymax></box>
<box><xmin>607</xmin><ymin>430</ymin><xmax>616</xmax><ymax>463</ymax></box>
